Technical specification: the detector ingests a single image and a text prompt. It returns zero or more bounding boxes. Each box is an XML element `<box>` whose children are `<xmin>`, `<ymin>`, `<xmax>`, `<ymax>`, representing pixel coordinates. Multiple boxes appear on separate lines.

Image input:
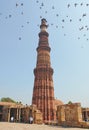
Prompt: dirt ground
<box><xmin>0</xmin><ymin>122</ymin><xmax>88</xmax><ymax>130</ymax></box>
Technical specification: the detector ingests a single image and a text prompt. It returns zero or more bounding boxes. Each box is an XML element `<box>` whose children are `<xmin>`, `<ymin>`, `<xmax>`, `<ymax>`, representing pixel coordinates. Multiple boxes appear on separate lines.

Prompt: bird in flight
<box><xmin>21</xmin><ymin>3</ymin><xmax>23</xmax><ymax>6</ymax></box>
<box><xmin>41</xmin><ymin>3</ymin><xmax>44</xmax><ymax>6</ymax></box>
<box><xmin>74</xmin><ymin>3</ymin><xmax>78</xmax><ymax>7</ymax></box>
<box><xmin>79</xmin><ymin>19</ymin><xmax>81</xmax><ymax>21</ymax></box>
<box><xmin>16</xmin><ymin>3</ymin><xmax>18</xmax><ymax>7</ymax></box>
<box><xmin>9</xmin><ymin>15</ymin><xmax>12</xmax><ymax>18</ymax></box>
<box><xmin>52</xmin><ymin>6</ymin><xmax>55</xmax><ymax>9</ymax></box>
<box><xmin>19</xmin><ymin>37</ymin><xmax>21</xmax><ymax>40</ymax></box>
<box><xmin>79</xmin><ymin>26</ymin><xmax>84</xmax><ymax>31</ymax></box>
<box><xmin>82</xmin><ymin>13</ymin><xmax>86</xmax><ymax>17</ymax></box>
<box><xmin>56</xmin><ymin>14</ymin><xmax>59</xmax><ymax>17</ymax></box>
<box><xmin>70</xmin><ymin>19</ymin><xmax>72</xmax><ymax>22</ymax></box>
<box><xmin>67</xmin><ymin>4</ymin><xmax>70</xmax><ymax>8</ymax></box>
<box><xmin>62</xmin><ymin>19</ymin><xmax>65</xmax><ymax>22</ymax></box>
<box><xmin>86</xmin><ymin>4</ymin><xmax>89</xmax><ymax>6</ymax></box>
<box><xmin>80</xmin><ymin>3</ymin><xmax>83</xmax><ymax>6</ymax></box>
<box><xmin>36</xmin><ymin>0</ymin><xmax>39</xmax><ymax>3</ymax></box>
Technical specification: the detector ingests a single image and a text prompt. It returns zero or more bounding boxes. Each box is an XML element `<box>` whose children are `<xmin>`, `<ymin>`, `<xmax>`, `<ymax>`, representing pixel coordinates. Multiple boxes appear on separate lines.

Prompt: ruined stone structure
<box><xmin>57</xmin><ymin>103</ymin><xmax>89</xmax><ymax>128</ymax></box>
<box><xmin>32</xmin><ymin>18</ymin><xmax>56</xmax><ymax>123</ymax></box>
<box><xmin>21</xmin><ymin>105</ymin><xmax>43</xmax><ymax>124</ymax></box>
<box><xmin>82</xmin><ymin>108</ymin><xmax>89</xmax><ymax>121</ymax></box>
<box><xmin>0</xmin><ymin>102</ymin><xmax>22</xmax><ymax>122</ymax></box>
<box><xmin>0</xmin><ymin>102</ymin><xmax>42</xmax><ymax>124</ymax></box>
<box><xmin>57</xmin><ymin>103</ymin><xmax>82</xmax><ymax>125</ymax></box>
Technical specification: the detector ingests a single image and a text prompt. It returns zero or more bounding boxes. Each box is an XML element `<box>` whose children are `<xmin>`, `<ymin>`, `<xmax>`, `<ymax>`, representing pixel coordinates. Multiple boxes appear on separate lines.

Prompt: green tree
<box><xmin>1</xmin><ymin>97</ymin><xmax>16</xmax><ymax>103</ymax></box>
<box><xmin>68</xmin><ymin>101</ymin><xmax>72</xmax><ymax>104</ymax></box>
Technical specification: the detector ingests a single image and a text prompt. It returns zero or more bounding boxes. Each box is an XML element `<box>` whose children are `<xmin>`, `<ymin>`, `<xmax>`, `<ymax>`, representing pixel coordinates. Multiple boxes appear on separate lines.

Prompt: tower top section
<box><xmin>40</xmin><ymin>18</ymin><xmax>48</xmax><ymax>32</ymax></box>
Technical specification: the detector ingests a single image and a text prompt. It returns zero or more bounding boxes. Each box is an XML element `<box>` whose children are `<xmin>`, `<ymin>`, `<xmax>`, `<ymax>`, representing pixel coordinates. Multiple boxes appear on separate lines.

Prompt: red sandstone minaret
<box><xmin>32</xmin><ymin>18</ymin><xmax>56</xmax><ymax>123</ymax></box>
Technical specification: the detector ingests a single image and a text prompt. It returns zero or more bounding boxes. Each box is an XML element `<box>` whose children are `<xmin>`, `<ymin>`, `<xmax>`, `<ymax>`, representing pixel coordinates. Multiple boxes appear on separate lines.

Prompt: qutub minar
<box><xmin>32</xmin><ymin>18</ymin><xmax>62</xmax><ymax>123</ymax></box>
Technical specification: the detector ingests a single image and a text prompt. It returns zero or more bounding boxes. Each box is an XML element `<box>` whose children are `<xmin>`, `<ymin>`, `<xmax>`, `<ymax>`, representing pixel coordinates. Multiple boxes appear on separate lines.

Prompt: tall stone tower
<box><xmin>32</xmin><ymin>18</ymin><xmax>56</xmax><ymax>123</ymax></box>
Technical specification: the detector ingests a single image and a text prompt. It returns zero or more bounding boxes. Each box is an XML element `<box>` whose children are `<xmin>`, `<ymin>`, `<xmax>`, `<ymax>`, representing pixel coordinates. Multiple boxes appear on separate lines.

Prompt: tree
<box><xmin>68</xmin><ymin>101</ymin><xmax>72</xmax><ymax>104</ymax></box>
<box><xmin>1</xmin><ymin>97</ymin><xmax>16</xmax><ymax>103</ymax></box>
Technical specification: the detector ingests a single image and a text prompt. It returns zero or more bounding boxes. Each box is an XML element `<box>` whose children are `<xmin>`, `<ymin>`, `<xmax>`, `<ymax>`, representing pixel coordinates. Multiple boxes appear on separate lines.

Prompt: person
<box><xmin>29</xmin><ymin>116</ymin><xmax>33</xmax><ymax>124</ymax></box>
<box><xmin>10</xmin><ymin>116</ymin><xmax>14</xmax><ymax>122</ymax></box>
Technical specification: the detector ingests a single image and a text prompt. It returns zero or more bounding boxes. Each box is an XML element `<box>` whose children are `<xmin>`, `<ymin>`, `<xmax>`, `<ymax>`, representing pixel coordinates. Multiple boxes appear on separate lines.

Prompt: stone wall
<box><xmin>2</xmin><ymin>106</ymin><xmax>9</xmax><ymax>121</ymax></box>
<box><xmin>65</xmin><ymin>103</ymin><xmax>82</xmax><ymax>122</ymax></box>
<box><xmin>34</xmin><ymin>110</ymin><xmax>43</xmax><ymax>124</ymax></box>
<box><xmin>21</xmin><ymin>105</ymin><xmax>43</xmax><ymax>124</ymax></box>
<box><xmin>57</xmin><ymin>103</ymin><xmax>89</xmax><ymax>128</ymax></box>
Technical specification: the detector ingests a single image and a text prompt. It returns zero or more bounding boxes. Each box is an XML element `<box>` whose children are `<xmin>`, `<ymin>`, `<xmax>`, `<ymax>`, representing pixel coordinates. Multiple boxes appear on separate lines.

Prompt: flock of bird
<box><xmin>0</xmin><ymin>1</ymin><xmax>89</xmax><ymax>48</ymax></box>
<box><xmin>0</xmin><ymin>2</ymin><xmax>31</xmax><ymax>41</ymax></box>
<box><xmin>35</xmin><ymin>1</ymin><xmax>89</xmax><ymax>48</ymax></box>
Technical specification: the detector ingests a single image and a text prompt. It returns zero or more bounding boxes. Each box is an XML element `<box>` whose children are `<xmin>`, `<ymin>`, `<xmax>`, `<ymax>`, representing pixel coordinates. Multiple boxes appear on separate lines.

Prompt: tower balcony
<box><xmin>34</xmin><ymin>67</ymin><xmax>53</xmax><ymax>76</ymax></box>
<box><xmin>39</xmin><ymin>32</ymin><xmax>49</xmax><ymax>37</ymax></box>
<box><xmin>36</xmin><ymin>46</ymin><xmax>51</xmax><ymax>52</ymax></box>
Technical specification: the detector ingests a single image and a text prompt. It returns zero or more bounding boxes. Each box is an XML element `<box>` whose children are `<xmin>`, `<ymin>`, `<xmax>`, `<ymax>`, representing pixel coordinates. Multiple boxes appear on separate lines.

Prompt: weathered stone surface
<box><xmin>32</xmin><ymin>19</ymin><xmax>56</xmax><ymax>123</ymax></box>
<box><xmin>57</xmin><ymin>103</ymin><xmax>89</xmax><ymax>128</ymax></box>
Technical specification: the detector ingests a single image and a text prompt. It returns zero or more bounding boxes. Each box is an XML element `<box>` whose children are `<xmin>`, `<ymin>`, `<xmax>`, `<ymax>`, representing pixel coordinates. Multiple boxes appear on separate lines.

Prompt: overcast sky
<box><xmin>0</xmin><ymin>0</ymin><xmax>89</xmax><ymax>107</ymax></box>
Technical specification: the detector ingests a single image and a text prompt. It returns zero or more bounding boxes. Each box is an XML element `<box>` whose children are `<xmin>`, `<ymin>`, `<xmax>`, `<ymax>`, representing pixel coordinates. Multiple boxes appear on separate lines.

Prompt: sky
<box><xmin>0</xmin><ymin>0</ymin><xmax>89</xmax><ymax>107</ymax></box>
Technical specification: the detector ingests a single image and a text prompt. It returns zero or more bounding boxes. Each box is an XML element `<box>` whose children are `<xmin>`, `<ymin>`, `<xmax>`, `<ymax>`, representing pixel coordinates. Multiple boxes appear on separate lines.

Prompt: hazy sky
<box><xmin>0</xmin><ymin>0</ymin><xmax>89</xmax><ymax>107</ymax></box>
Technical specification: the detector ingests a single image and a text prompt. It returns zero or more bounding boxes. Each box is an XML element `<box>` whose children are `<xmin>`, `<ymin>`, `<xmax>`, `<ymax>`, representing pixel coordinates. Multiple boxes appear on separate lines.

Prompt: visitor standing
<box><xmin>10</xmin><ymin>116</ymin><xmax>14</xmax><ymax>122</ymax></box>
<box><xmin>29</xmin><ymin>116</ymin><xmax>33</xmax><ymax>124</ymax></box>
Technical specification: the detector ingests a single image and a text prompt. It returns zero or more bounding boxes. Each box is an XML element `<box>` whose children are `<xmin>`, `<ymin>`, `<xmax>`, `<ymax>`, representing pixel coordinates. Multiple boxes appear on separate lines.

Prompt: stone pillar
<box><xmin>18</xmin><ymin>108</ymin><xmax>21</xmax><ymax>122</ymax></box>
<box><xmin>85</xmin><ymin>109</ymin><xmax>88</xmax><ymax>121</ymax></box>
<box><xmin>76</xmin><ymin>103</ymin><xmax>82</xmax><ymax>122</ymax></box>
<box><xmin>8</xmin><ymin>108</ymin><xmax>10</xmax><ymax>122</ymax></box>
<box><xmin>57</xmin><ymin>105</ymin><xmax>65</xmax><ymax>124</ymax></box>
<box><xmin>16</xmin><ymin>108</ymin><xmax>19</xmax><ymax>122</ymax></box>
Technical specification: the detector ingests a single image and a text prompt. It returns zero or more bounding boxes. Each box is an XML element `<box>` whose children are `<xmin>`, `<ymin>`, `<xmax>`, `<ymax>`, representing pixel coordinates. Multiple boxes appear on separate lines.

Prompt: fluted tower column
<box><xmin>32</xmin><ymin>18</ymin><xmax>56</xmax><ymax>123</ymax></box>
